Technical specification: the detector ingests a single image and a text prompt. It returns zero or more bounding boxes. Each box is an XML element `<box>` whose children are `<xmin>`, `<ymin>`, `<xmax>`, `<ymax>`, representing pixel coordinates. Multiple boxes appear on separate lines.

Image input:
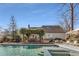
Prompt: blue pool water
<box><xmin>0</xmin><ymin>45</ymin><xmax>59</xmax><ymax>56</ymax></box>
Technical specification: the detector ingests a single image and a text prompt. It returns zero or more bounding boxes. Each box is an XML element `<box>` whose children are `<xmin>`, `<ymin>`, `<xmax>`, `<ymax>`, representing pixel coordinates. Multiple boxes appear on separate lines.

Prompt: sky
<box><xmin>0</xmin><ymin>3</ymin><xmax>79</xmax><ymax>29</ymax></box>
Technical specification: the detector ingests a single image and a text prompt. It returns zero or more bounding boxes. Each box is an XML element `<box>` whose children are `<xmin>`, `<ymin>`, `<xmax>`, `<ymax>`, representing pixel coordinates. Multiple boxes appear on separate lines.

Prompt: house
<box><xmin>42</xmin><ymin>25</ymin><xmax>65</xmax><ymax>40</ymax></box>
<box><xmin>29</xmin><ymin>25</ymin><xmax>65</xmax><ymax>40</ymax></box>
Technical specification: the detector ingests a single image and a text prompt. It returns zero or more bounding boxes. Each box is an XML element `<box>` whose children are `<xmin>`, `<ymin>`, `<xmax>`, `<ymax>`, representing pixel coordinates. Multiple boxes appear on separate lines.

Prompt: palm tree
<box><xmin>20</xmin><ymin>28</ymin><xmax>26</xmax><ymax>42</ymax></box>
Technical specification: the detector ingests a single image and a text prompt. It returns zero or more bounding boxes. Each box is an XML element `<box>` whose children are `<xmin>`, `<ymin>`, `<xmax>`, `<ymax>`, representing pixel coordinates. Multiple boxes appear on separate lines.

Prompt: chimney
<box><xmin>28</xmin><ymin>24</ymin><xmax>30</xmax><ymax>29</ymax></box>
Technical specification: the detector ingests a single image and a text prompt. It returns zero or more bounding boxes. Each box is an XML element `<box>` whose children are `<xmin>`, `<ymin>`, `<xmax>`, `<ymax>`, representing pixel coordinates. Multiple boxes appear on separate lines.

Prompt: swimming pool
<box><xmin>0</xmin><ymin>45</ymin><xmax>59</xmax><ymax>56</ymax></box>
<box><xmin>0</xmin><ymin>44</ymin><xmax>78</xmax><ymax>56</ymax></box>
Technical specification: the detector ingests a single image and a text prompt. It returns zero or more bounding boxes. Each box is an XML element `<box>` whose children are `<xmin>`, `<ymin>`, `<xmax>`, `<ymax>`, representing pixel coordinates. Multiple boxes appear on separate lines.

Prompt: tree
<box><xmin>9</xmin><ymin>16</ymin><xmax>17</xmax><ymax>42</ymax></box>
<box><xmin>25</xmin><ymin>29</ymin><xmax>45</xmax><ymax>43</ymax></box>
<box><xmin>59</xmin><ymin>3</ymin><xmax>78</xmax><ymax>31</ymax></box>
<box><xmin>59</xmin><ymin>14</ymin><xmax>71</xmax><ymax>32</ymax></box>
<box><xmin>26</xmin><ymin>29</ymin><xmax>31</xmax><ymax>40</ymax></box>
<box><xmin>37</xmin><ymin>29</ymin><xmax>45</xmax><ymax>42</ymax></box>
<box><xmin>15</xmin><ymin>35</ymin><xmax>21</xmax><ymax>42</ymax></box>
<box><xmin>20</xmin><ymin>28</ymin><xmax>26</xmax><ymax>41</ymax></box>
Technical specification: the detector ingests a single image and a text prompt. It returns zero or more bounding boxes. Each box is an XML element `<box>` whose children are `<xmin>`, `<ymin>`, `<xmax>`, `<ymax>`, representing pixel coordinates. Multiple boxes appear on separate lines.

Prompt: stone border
<box><xmin>0</xmin><ymin>43</ymin><xmax>57</xmax><ymax>46</ymax></box>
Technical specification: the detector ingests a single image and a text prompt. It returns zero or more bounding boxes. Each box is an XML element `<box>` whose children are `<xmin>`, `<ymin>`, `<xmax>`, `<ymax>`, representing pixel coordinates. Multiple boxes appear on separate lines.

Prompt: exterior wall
<box><xmin>43</xmin><ymin>33</ymin><xmax>65</xmax><ymax>39</ymax></box>
<box><xmin>29</xmin><ymin>34</ymin><xmax>39</xmax><ymax>39</ymax></box>
<box><xmin>0</xmin><ymin>31</ymin><xmax>5</xmax><ymax>40</ymax></box>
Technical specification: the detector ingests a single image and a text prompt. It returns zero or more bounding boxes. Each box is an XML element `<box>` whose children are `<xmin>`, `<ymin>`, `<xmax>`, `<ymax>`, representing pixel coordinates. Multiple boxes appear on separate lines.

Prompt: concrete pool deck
<box><xmin>56</xmin><ymin>43</ymin><xmax>79</xmax><ymax>52</ymax></box>
<box><xmin>43</xmin><ymin>43</ymin><xmax>79</xmax><ymax>56</ymax></box>
<box><xmin>55</xmin><ymin>43</ymin><xmax>79</xmax><ymax>56</ymax></box>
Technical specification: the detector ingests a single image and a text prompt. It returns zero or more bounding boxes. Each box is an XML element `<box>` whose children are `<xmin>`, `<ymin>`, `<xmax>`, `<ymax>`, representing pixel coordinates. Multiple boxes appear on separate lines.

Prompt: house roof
<box><xmin>28</xmin><ymin>25</ymin><xmax>65</xmax><ymax>33</ymax></box>
<box><xmin>30</xmin><ymin>27</ymin><xmax>43</xmax><ymax>29</ymax></box>
<box><xmin>42</xmin><ymin>25</ymin><xmax>65</xmax><ymax>33</ymax></box>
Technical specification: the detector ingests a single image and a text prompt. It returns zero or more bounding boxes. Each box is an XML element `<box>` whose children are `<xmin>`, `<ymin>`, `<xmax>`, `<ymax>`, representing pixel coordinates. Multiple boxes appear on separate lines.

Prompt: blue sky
<box><xmin>0</xmin><ymin>3</ymin><xmax>79</xmax><ymax>29</ymax></box>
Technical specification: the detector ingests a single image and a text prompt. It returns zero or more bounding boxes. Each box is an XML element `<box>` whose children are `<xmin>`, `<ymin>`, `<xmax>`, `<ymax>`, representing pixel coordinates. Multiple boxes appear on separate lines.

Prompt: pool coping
<box><xmin>0</xmin><ymin>43</ymin><xmax>56</xmax><ymax>46</ymax></box>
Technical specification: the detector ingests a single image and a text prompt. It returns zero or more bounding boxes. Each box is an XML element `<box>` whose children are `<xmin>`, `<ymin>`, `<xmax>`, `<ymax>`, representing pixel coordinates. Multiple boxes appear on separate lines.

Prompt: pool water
<box><xmin>0</xmin><ymin>45</ymin><xmax>59</xmax><ymax>56</ymax></box>
<box><xmin>0</xmin><ymin>45</ymin><xmax>43</xmax><ymax>56</ymax></box>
